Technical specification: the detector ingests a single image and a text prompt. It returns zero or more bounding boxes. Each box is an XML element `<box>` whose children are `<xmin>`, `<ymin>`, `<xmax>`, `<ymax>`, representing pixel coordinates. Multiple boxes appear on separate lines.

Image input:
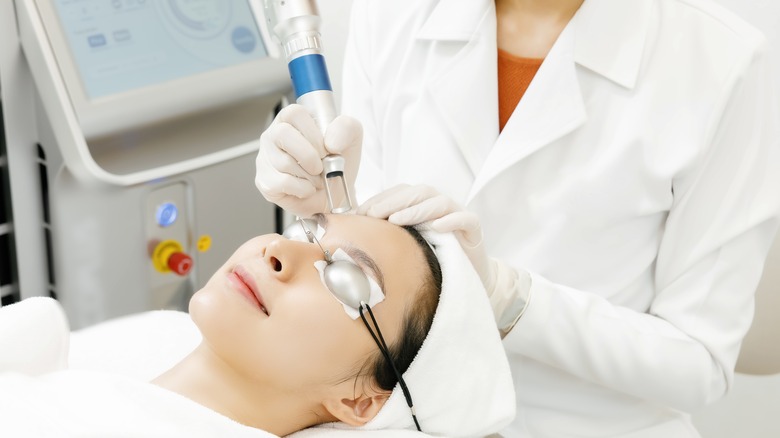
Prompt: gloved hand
<box><xmin>255</xmin><ymin>104</ymin><xmax>363</xmax><ymax>218</ymax></box>
<box><xmin>357</xmin><ymin>184</ymin><xmax>495</xmax><ymax>289</ymax></box>
<box><xmin>357</xmin><ymin>184</ymin><xmax>533</xmax><ymax>335</ymax></box>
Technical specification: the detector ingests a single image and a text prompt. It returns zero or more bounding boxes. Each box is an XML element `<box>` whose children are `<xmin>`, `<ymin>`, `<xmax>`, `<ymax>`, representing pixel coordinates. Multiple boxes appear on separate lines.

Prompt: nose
<box><xmin>263</xmin><ymin>236</ymin><xmax>323</xmax><ymax>282</ymax></box>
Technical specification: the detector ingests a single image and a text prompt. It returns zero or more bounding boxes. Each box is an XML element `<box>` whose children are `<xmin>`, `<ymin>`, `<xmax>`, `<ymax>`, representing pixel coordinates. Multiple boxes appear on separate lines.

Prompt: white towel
<box><xmin>69</xmin><ymin>309</ymin><xmax>201</xmax><ymax>381</ymax></box>
<box><xmin>0</xmin><ymin>298</ymin><xmax>274</xmax><ymax>437</ymax></box>
<box><xmin>289</xmin><ymin>425</ymin><xmax>432</xmax><ymax>438</ymax></box>
<box><xmin>0</xmin><ymin>369</ymin><xmax>277</xmax><ymax>437</ymax></box>
<box><xmin>297</xmin><ymin>230</ymin><xmax>516</xmax><ymax>437</ymax></box>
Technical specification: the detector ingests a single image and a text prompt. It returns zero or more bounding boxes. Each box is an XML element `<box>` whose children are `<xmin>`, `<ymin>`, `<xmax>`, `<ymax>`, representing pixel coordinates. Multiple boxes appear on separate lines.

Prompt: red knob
<box><xmin>167</xmin><ymin>252</ymin><xmax>193</xmax><ymax>276</ymax></box>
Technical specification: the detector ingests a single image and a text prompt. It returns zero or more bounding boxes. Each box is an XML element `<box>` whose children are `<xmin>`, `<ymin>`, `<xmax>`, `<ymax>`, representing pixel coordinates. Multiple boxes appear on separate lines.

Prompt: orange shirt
<box><xmin>497</xmin><ymin>49</ymin><xmax>544</xmax><ymax>132</ymax></box>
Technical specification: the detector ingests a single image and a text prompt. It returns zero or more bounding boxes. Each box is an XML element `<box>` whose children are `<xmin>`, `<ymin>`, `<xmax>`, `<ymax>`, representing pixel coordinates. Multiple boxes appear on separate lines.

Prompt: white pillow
<box><xmin>0</xmin><ymin>297</ymin><xmax>69</xmax><ymax>375</ymax></box>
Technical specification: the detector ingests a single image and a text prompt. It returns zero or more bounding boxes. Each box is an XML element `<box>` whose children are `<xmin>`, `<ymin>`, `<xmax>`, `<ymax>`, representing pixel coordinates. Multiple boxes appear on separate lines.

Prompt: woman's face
<box><xmin>190</xmin><ymin>214</ymin><xmax>430</xmax><ymax>395</ymax></box>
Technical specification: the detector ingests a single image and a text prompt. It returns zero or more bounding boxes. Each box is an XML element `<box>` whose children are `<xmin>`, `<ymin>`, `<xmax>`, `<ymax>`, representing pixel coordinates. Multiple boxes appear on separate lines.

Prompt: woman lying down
<box><xmin>0</xmin><ymin>214</ymin><xmax>514</xmax><ymax>437</ymax></box>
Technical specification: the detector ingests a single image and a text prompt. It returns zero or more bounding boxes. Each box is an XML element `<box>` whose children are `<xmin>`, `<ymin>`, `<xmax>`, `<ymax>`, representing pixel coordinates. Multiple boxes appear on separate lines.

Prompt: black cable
<box><xmin>363</xmin><ymin>305</ymin><xmax>415</xmax><ymax>407</ymax></box>
<box><xmin>359</xmin><ymin>304</ymin><xmax>421</xmax><ymax>432</ymax></box>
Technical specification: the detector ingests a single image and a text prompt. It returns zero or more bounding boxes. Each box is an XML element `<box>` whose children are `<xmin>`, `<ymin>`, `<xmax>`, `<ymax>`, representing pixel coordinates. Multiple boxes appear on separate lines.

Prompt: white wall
<box><xmin>713</xmin><ymin>0</ymin><xmax>780</xmax><ymax>74</ymax></box>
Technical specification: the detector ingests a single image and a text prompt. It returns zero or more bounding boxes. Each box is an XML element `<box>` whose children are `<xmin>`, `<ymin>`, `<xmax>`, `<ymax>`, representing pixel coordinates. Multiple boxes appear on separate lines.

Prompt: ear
<box><xmin>322</xmin><ymin>392</ymin><xmax>391</xmax><ymax>426</ymax></box>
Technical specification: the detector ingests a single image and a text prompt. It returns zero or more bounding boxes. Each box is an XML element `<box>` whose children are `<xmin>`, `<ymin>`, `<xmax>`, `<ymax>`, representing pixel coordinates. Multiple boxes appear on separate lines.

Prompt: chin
<box><xmin>188</xmin><ymin>289</ymin><xmax>206</xmax><ymax>329</ymax></box>
<box><xmin>188</xmin><ymin>284</ymin><xmax>224</xmax><ymax>334</ymax></box>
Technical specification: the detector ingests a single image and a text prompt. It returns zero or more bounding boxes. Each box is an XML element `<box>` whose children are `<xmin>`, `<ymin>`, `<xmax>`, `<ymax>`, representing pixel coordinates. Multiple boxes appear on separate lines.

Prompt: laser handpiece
<box><xmin>263</xmin><ymin>0</ymin><xmax>354</xmax><ymax>214</ymax></box>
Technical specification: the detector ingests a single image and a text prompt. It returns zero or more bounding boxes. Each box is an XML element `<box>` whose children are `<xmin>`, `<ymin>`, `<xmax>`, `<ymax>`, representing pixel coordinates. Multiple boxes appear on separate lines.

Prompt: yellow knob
<box><xmin>197</xmin><ymin>235</ymin><xmax>212</xmax><ymax>252</ymax></box>
<box><xmin>151</xmin><ymin>240</ymin><xmax>184</xmax><ymax>274</ymax></box>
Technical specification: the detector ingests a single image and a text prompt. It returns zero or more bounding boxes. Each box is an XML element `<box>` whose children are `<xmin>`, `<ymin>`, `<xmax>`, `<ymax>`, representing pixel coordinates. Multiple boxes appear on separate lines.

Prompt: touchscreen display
<box><xmin>52</xmin><ymin>0</ymin><xmax>268</xmax><ymax>99</ymax></box>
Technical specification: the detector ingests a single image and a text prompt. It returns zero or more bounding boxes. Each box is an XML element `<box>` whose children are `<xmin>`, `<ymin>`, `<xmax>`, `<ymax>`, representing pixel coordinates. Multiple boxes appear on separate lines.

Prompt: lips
<box><xmin>229</xmin><ymin>266</ymin><xmax>269</xmax><ymax>316</ymax></box>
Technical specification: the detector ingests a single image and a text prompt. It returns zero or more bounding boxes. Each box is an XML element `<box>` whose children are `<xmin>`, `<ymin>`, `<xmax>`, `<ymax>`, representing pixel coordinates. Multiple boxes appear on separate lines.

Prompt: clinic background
<box><xmin>0</xmin><ymin>0</ymin><xmax>778</xmax><ymax>436</ymax></box>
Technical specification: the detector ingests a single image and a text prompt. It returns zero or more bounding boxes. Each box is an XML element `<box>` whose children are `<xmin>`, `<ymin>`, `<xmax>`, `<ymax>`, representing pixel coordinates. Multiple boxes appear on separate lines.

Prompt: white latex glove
<box><xmin>357</xmin><ymin>184</ymin><xmax>493</xmax><ymax>288</ymax></box>
<box><xmin>357</xmin><ymin>184</ymin><xmax>532</xmax><ymax>334</ymax></box>
<box><xmin>255</xmin><ymin>104</ymin><xmax>363</xmax><ymax>218</ymax></box>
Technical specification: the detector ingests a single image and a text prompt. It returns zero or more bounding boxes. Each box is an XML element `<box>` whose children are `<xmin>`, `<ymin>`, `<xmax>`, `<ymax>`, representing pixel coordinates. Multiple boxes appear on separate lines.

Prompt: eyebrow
<box><xmin>313</xmin><ymin>213</ymin><xmax>386</xmax><ymax>293</ymax></box>
<box><xmin>342</xmin><ymin>245</ymin><xmax>386</xmax><ymax>294</ymax></box>
<box><xmin>313</xmin><ymin>213</ymin><xmax>328</xmax><ymax>228</ymax></box>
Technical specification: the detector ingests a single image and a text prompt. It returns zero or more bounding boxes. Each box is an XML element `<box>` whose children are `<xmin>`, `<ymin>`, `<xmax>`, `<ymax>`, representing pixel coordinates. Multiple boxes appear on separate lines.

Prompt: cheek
<box><xmin>258</xmin><ymin>289</ymin><xmax>373</xmax><ymax>386</ymax></box>
<box><xmin>189</xmin><ymin>282</ymin><xmax>268</xmax><ymax>374</ymax></box>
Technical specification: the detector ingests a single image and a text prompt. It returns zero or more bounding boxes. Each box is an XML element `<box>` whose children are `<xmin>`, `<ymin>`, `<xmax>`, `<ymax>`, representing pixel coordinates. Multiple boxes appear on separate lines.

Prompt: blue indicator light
<box><xmin>156</xmin><ymin>202</ymin><xmax>178</xmax><ymax>227</ymax></box>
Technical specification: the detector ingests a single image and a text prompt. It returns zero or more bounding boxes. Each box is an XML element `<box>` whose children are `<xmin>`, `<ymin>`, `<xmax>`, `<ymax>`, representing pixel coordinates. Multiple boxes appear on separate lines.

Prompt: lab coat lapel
<box><xmin>467</xmin><ymin>0</ymin><xmax>652</xmax><ymax>202</ymax></box>
<box><xmin>419</xmin><ymin>0</ymin><xmax>498</xmax><ymax>177</ymax></box>
<box><xmin>468</xmin><ymin>22</ymin><xmax>585</xmax><ymax>202</ymax></box>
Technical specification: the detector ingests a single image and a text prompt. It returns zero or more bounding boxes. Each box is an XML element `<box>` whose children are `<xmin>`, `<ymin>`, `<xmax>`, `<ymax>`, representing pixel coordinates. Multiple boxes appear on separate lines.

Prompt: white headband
<box><xmin>349</xmin><ymin>229</ymin><xmax>516</xmax><ymax>436</ymax></box>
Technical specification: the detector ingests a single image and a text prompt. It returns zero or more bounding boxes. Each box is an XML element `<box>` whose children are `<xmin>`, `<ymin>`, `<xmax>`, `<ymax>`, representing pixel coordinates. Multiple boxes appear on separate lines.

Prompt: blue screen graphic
<box><xmin>52</xmin><ymin>0</ymin><xmax>268</xmax><ymax>99</ymax></box>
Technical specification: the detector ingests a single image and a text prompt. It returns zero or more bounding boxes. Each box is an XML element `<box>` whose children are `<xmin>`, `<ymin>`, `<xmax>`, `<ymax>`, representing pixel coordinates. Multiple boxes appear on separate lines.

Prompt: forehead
<box><xmin>320</xmin><ymin>214</ymin><xmax>416</xmax><ymax>257</ymax></box>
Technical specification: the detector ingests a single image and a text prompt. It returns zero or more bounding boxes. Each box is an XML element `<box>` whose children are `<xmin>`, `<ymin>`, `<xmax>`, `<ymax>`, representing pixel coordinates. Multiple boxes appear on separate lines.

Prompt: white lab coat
<box><xmin>341</xmin><ymin>0</ymin><xmax>780</xmax><ymax>436</ymax></box>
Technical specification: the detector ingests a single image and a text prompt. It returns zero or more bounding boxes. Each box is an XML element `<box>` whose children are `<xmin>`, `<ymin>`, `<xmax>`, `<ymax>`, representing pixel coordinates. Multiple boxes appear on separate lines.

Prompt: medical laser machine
<box><xmin>7</xmin><ymin>0</ymin><xmax>290</xmax><ymax>328</ymax></box>
<box><xmin>263</xmin><ymin>0</ymin><xmax>355</xmax><ymax>214</ymax></box>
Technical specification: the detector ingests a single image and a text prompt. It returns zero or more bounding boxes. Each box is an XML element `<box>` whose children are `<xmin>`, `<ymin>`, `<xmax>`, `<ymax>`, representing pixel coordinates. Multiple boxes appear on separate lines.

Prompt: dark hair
<box><xmin>368</xmin><ymin>225</ymin><xmax>442</xmax><ymax>391</ymax></box>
